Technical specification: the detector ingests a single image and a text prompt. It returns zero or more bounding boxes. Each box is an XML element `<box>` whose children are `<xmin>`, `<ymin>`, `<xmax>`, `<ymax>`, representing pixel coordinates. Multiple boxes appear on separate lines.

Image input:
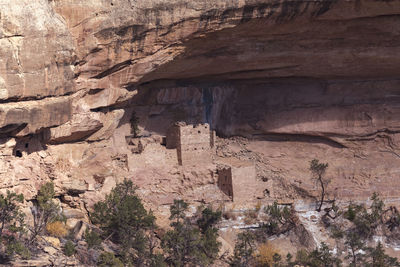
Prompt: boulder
<box><xmin>42</xmin><ymin>236</ymin><xmax>61</xmax><ymax>248</ymax></box>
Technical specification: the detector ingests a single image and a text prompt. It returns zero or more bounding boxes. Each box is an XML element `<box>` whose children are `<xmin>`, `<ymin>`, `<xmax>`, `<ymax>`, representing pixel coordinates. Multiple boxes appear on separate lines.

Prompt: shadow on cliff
<box><xmin>128</xmin><ymin>76</ymin><xmax>400</xmax><ymax>150</ymax></box>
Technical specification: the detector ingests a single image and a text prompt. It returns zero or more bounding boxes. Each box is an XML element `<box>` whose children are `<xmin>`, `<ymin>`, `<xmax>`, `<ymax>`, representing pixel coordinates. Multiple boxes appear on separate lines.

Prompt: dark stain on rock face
<box><xmin>239</xmin><ymin>0</ymin><xmax>338</xmax><ymax>24</ymax></box>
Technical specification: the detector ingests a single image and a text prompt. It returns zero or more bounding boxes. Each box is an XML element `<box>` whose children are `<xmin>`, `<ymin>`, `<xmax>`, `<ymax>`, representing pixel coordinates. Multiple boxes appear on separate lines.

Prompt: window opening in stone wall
<box><xmin>264</xmin><ymin>189</ymin><xmax>270</xmax><ymax>196</ymax></box>
<box><xmin>15</xmin><ymin>150</ymin><xmax>22</xmax><ymax>158</ymax></box>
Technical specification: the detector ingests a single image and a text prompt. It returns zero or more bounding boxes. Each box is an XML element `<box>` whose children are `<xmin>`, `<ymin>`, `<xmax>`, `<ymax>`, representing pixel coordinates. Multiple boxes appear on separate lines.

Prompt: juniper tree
<box><xmin>229</xmin><ymin>231</ymin><xmax>257</xmax><ymax>267</ymax></box>
<box><xmin>162</xmin><ymin>200</ymin><xmax>221</xmax><ymax>267</ymax></box>
<box><xmin>0</xmin><ymin>191</ymin><xmax>24</xmax><ymax>237</ymax></box>
<box><xmin>366</xmin><ymin>242</ymin><xmax>400</xmax><ymax>267</ymax></box>
<box><xmin>295</xmin><ymin>243</ymin><xmax>341</xmax><ymax>267</ymax></box>
<box><xmin>345</xmin><ymin>231</ymin><xmax>367</xmax><ymax>267</ymax></box>
<box><xmin>260</xmin><ymin>201</ymin><xmax>297</xmax><ymax>237</ymax></box>
<box><xmin>197</xmin><ymin>207</ymin><xmax>222</xmax><ymax>264</ymax></box>
<box><xmin>0</xmin><ymin>191</ymin><xmax>29</xmax><ymax>261</ymax></box>
<box><xmin>310</xmin><ymin>159</ymin><xmax>329</xmax><ymax>212</ymax></box>
<box><xmin>343</xmin><ymin>194</ymin><xmax>385</xmax><ymax>240</ymax></box>
<box><xmin>29</xmin><ymin>182</ymin><xmax>62</xmax><ymax>245</ymax></box>
<box><xmin>90</xmin><ymin>179</ymin><xmax>156</xmax><ymax>265</ymax></box>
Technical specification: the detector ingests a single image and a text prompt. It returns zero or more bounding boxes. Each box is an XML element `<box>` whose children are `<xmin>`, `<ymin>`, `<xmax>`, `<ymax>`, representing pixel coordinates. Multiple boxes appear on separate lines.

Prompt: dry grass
<box><xmin>255</xmin><ymin>201</ymin><xmax>262</xmax><ymax>212</ymax></box>
<box><xmin>244</xmin><ymin>210</ymin><xmax>258</xmax><ymax>225</ymax></box>
<box><xmin>46</xmin><ymin>221</ymin><xmax>68</xmax><ymax>238</ymax></box>
<box><xmin>256</xmin><ymin>243</ymin><xmax>281</xmax><ymax>267</ymax></box>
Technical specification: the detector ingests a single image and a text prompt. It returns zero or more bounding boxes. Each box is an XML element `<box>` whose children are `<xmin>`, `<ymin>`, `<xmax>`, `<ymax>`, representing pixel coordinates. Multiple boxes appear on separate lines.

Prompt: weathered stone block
<box><xmin>166</xmin><ymin>122</ymin><xmax>213</xmax><ymax>166</ymax></box>
<box><xmin>217</xmin><ymin>160</ymin><xmax>262</xmax><ymax>203</ymax></box>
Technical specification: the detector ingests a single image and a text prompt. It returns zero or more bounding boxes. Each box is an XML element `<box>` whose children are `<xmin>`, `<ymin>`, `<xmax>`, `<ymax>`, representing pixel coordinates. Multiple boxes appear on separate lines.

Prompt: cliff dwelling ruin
<box><xmin>166</xmin><ymin>122</ymin><xmax>215</xmax><ymax>166</ymax></box>
<box><xmin>217</xmin><ymin>159</ymin><xmax>263</xmax><ymax>203</ymax></box>
<box><xmin>2</xmin><ymin>0</ymin><xmax>400</xmax><ymax>264</ymax></box>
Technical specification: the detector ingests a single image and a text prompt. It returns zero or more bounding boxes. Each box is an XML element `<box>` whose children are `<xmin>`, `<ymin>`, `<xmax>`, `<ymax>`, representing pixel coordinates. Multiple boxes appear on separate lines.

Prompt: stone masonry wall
<box><xmin>218</xmin><ymin>167</ymin><xmax>233</xmax><ymax>200</ymax></box>
<box><xmin>166</xmin><ymin>124</ymin><xmax>180</xmax><ymax>149</ymax></box>
<box><xmin>231</xmin><ymin>165</ymin><xmax>260</xmax><ymax>203</ymax></box>
<box><xmin>175</xmin><ymin>123</ymin><xmax>212</xmax><ymax>166</ymax></box>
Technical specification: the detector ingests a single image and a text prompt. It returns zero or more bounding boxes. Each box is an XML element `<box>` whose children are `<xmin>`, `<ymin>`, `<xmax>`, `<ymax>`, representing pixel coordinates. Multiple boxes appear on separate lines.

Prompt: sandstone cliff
<box><xmin>1</xmin><ymin>0</ymin><xmax>400</xmax><ymax>247</ymax></box>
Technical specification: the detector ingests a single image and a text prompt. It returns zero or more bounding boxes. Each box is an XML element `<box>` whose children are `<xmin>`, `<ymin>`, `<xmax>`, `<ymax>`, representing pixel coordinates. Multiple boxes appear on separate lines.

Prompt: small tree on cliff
<box><xmin>29</xmin><ymin>182</ymin><xmax>62</xmax><ymax>245</ymax></box>
<box><xmin>90</xmin><ymin>179</ymin><xmax>156</xmax><ymax>265</ymax></box>
<box><xmin>161</xmin><ymin>199</ymin><xmax>221</xmax><ymax>267</ymax></box>
<box><xmin>366</xmin><ymin>242</ymin><xmax>400</xmax><ymax>267</ymax></box>
<box><xmin>229</xmin><ymin>231</ymin><xmax>257</xmax><ymax>267</ymax></box>
<box><xmin>310</xmin><ymin>159</ymin><xmax>329</xmax><ymax>212</ymax></box>
<box><xmin>0</xmin><ymin>191</ymin><xmax>24</xmax><ymax>237</ymax></box>
<box><xmin>130</xmin><ymin>111</ymin><xmax>140</xmax><ymax>137</ymax></box>
<box><xmin>0</xmin><ymin>191</ymin><xmax>29</xmax><ymax>261</ymax></box>
<box><xmin>260</xmin><ymin>201</ymin><xmax>297</xmax><ymax>237</ymax></box>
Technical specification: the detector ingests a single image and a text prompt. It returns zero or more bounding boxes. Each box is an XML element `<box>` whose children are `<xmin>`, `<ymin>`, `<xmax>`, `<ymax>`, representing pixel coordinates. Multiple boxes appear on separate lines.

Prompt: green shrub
<box><xmin>344</xmin><ymin>231</ymin><xmax>366</xmax><ymax>266</ymax></box>
<box><xmin>91</xmin><ymin>179</ymin><xmax>155</xmax><ymax>265</ymax></box>
<box><xmin>229</xmin><ymin>231</ymin><xmax>257</xmax><ymax>267</ymax></box>
<box><xmin>294</xmin><ymin>243</ymin><xmax>341</xmax><ymax>267</ymax></box>
<box><xmin>63</xmin><ymin>240</ymin><xmax>76</xmax><ymax>257</ymax></box>
<box><xmin>197</xmin><ymin>207</ymin><xmax>222</xmax><ymax>233</ymax></box>
<box><xmin>308</xmin><ymin>242</ymin><xmax>342</xmax><ymax>267</ymax></box>
<box><xmin>30</xmin><ymin>182</ymin><xmax>64</xmax><ymax>245</ymax></box>
<box><xmin>343</xmin><ymin>194</ymin><xmax>385</xmax><ymax>240</ymax></box>
<box><xmin>259</xmin><ymin>202</ymin><xmax>297</xmax><ymax>238</ymax></box>
<box><xmin>366</xmin><ymin>242</ymin><xmax>400</xmax><ymax>267</ymax></box>
<box><xmin>130</xmin><ymin>112</ymin><xmax>140</xmax><ymax>137</ymax></box>
<box><xmin>0</xmin><ymin>191</ymin><xmax>24</xmax><ymax>235</ymax></box>
<box><xmin>328</xmin><ymin>193</ymin><xmax>400</xmax><ymax>266</ymax></box>
<box><xmin>295</xmin><ymin>249</ymin><xmax>309</xmax><ymax>265</ymax></box>
<box><xmin>162</xmin><ymin>200</ymin><xmax>221</xmax><ymax>267</ymax></box>
<box><xmin>5</xmin><ymin>240</ymin><xmax>30</xmax><ymax>260</ymax></box>
<box><xmin>97</xmin><ymin>252</ymin><xmax>124</xmax><ymax>267</ymax></box>
<box><xmin>84</xmin><ymin>229</ymin><xmax>102</xmax><ymax>249</ymax></box>
<box><xmin>0</xmin><ymin>190</ymin><xmax>27</xmax><ymax>260</ymax></box>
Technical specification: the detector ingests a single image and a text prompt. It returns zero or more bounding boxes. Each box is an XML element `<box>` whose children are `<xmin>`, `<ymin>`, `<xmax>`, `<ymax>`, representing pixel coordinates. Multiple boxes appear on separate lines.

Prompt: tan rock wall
<box><xmin>0</xmin><ymin>0</ymin><xmax>76</xmax><ymax>101</ymax></box>
<box><xmin>231</xmin><ymin>165</ymin><xmax>261</xmax><ymax>203</ymax></box>
<box><xmin>0</xmin><ymin>96</ymin><xmax>72</xmax><ymax>135</ymax></box>
<box><xmin>178</xmin><ymin>124</ymin><xmax>212</xmax><ymax>166</ymax></box>
<box><xmin>1</xmin><ymin>0</ymin><xmax>400</xmax><ymax>230</ymax></box>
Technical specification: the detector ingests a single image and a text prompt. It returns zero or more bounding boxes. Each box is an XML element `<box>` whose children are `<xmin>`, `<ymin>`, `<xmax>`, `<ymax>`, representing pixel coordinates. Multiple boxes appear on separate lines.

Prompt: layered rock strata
<box><xmin>0</xmin><ymin>0</ymin><xmax>399</xmax><ymax>225</ymax></box>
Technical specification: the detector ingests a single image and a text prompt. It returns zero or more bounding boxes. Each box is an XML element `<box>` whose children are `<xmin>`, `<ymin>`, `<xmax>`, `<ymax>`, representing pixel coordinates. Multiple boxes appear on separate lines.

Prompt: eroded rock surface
<box><xmin>0</xmin><ymin>0</ymin><xmax>399</xmax><ymax>242</ymax></box>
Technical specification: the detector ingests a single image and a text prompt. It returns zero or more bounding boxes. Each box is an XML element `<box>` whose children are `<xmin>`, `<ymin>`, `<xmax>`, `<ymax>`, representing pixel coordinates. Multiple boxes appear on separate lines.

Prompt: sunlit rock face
<box><xmin>0</xmin><ymin>0</ymin><xmax>400</xmax><ymax>216</ymax></box>
<box><xmin>2</xmin><ymin>0</ymin><xmax>400</xmax><ymax>138</ymax></box>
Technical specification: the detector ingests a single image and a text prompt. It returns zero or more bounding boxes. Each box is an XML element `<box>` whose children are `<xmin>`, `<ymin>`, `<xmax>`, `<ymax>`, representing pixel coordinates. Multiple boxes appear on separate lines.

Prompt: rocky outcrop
<box><xmin>0</xmin><ymin>0</ymin><xmax>400</xmax><ymax>237</ymax></box>
<box><xmin>1</xmin><ymin>0</ymin><xmax>400</xmax><ymax>137</ymax></box>
<box><xmin>0</xmin><ymin>0</ymin><xmax>75</xmax><ymax>101</ymax></box>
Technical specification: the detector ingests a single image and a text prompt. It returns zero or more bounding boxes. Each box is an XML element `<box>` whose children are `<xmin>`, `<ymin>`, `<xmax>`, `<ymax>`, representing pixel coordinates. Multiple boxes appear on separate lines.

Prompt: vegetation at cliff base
<box><xmin>90</xmin><ymin>179</ymin><xmax>156</xmax><ymax>265</ymax></box>
<box><xmin>1</xmin><ymin>177</ymin><xmax>400</xmax><ymax>266</ymax></box>
<box><xmin>86</xmin><ymin>180</ymin><xmax>222</xmax><ymax>266</ymax></box>
<box><xmin>30</xmin><ymin>182</ymin><xmax>64</xmax><ymax>245</ymax></box>
<box><xmin>0</xmin><ymin>182</ymin><xmax>64</xmax><ymax>263</ymax></box>
<box><xmin>0</xmin><ymin>190</ymin><xmax>28</xmax><ymax>262</ymax></box>
<box><xmin>161</xmin><ymin>200</ymin><xmax>221</xmax><ymax>266</ymax></box>
<box><xmin>63</xmin><ymin>240</ymin><xmax>76</xmax><ymax>257</ymax></box>
<box><xmin>259</xmin><ymin>201</ymin><xmax>297</xmax><ymax>237</ymax></box>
